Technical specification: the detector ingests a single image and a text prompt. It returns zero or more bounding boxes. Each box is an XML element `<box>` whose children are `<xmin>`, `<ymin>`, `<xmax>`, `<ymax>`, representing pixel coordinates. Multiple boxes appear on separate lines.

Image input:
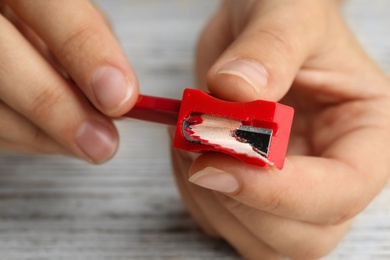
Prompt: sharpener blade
<box><xmin>234</xmin><ymin>126</ymin><xmax>272</xmax><ymax>156</ymax></box>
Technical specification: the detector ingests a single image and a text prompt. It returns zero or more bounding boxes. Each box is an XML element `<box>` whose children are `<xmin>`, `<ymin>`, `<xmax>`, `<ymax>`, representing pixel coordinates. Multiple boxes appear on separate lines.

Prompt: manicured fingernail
<box><xmin>189</xmin><ymin>167</ymin><xmax>240</xmax><ymax>193</ymax></box>
<box><xmin>217</xmin><ymin>59</ymin><xmax>268</xmax><ymax>93</ymax></box>
<box><xmin>76</xmin><ymin>120</ymin><xmax>117</xmax><ymax>163</ymax></box>
<box><xmin>91</xmin><ymin>66</ymin><xmax>133</xmax><ymax>114</ymax></box>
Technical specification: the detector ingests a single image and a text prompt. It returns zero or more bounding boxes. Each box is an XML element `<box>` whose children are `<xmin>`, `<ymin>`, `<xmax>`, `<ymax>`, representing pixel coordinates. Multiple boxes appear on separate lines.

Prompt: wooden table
<box><xmin>0</xmin><ymin>0</ymin><xmax>389</xmax><ymax>259</ymax></box>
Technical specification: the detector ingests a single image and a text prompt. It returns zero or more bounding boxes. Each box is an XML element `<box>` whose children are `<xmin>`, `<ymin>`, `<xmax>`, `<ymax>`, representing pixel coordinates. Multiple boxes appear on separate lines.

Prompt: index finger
<box><xmin>4</xmin><ymin>0</ymin><xmax>139</xmax><ymax>116</ymax></box>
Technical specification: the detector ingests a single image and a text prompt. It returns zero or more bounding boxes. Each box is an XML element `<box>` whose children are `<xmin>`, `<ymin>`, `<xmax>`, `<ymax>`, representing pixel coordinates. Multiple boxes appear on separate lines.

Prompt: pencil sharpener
<box><xmin>173</xmin><ymin>88</ymin><xmax>294</xmax><ymax>170</ymax></box>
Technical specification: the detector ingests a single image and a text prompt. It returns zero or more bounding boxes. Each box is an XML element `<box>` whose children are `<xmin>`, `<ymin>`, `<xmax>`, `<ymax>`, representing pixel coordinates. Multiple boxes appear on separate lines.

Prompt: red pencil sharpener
<box><xmin>173</xmin><ymin>89</ymin><xmax>294</xmax><ymax>170</ymax></box>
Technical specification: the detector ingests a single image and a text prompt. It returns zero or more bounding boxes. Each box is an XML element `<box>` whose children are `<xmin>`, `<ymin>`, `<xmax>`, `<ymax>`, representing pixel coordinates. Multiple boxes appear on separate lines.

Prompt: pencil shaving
<box><xmin>184</xmin><ymin>114</ymin><xmax>274</xmax><ymax>166</ymax></box>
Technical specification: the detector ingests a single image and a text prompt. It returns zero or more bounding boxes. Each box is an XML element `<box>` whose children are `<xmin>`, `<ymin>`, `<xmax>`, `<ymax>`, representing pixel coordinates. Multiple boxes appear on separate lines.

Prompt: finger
<box><xmin>168</xmin><ymin>127</ymin><xmax>219</xmax><ymax>237</ymax></box>
<box><xmin>206</xmin><ymin>0</ymin><xmax>333</xmax><ymax>102</ymax></box>
<box><xmin>0</xmin><ymin>5</ymin><xmax>65</xmax><ymax>78</ymax></box>
<box><xmin>195</xmin><ymin>3</ymin><xmax>232</xmax><ymax>90</ymax></box>
<box><xmin>188</xmin><ymin>191</ymin><xmax>279</xmax><ymax>260</ymax></box>
<box><xmin>0</xmin><ymin>15</ymin><xmax>117</xmax><ymax>163</ymax></box>
<box><xmin>5</xmin><ymin>0</ymin><xmax>139</xmax><ymax>116</ymax></box>
<box><xmin>0</xmin><ymin>101</ymin><xmax>68</xmax><ymax>154</ymax></box>
<box><xmin>1</xmin><ymin>4</ymin><xmax>48</xmax><ymax>56</ymax></box>
<box><xmin>0</xmin><ymin>138</ymin><xmax>63</xmax><ymax>155</ymax></box>
<box><xmin>188</xmin><ymin>150</ymin><xmax>380</xmax><ymax>225</ymax></box>
<box><xmin>173</xmin><ymin>151</ymin><xmax>280</xmax><ymax>259</ymax></box>
<box><xmin>215</xmin><ymin>193</ymin><xmax>351</xmax><ymax>259</ymax></box>
<box><xmin>171</xmin><ymin>148</ymin><xmax>220</xmax><ymax>237</ymax></box>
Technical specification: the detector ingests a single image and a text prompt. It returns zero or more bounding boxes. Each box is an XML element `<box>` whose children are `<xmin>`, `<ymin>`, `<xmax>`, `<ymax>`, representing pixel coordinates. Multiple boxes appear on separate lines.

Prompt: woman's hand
<box><xmin>171</xmin><ymin>0</ymin><xmax>390</xmax><ymax>259</ymax></box>
<box><xmin>0</xmin><ymin>1</ymin><xmax>138</xmax><ymax>163</ymax></box>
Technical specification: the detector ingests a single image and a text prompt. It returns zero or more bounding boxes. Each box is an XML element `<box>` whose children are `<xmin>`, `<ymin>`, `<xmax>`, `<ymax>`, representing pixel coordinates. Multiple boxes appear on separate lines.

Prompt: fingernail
<box><xmin>91</xmin><ymin>66</ymin><xmax>133</xmax><ymax>114</ymax></box>
<box><xmin>76</xmin><ymin>120</ymin><xmax>117</xmax><ymax>163</ymax></box>
<box><xmin>217</xmin><ymin>59</ymin><xmax>268</xmax><ymax>93</ymax></box>
<box><xmin>189</xmin><ymin>167</ymin><xmax>240</xmax><ymax>193</ymax></box>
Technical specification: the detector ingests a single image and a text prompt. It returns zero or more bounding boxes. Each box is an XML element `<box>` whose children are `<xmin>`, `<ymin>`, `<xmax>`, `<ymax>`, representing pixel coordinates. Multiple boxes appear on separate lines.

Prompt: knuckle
<box><xmin>326</xmin><ymin>200</ymin><xmax>365</xmax><ymax>225</ymax></box>
<box><xmin>286</xmin><ymin>231</ymin><xmax>342</xmax><ymax>259</ymax></box>
<box><xmin>28</xmin><ymin>86</ymin><xmax>65</xmax><ymax>123</ymax></box>
<box><xmin>56</xmin><ymin>24</ymin><xmax>98</xmax><ymax>63</ymax></box>
<box><xmin>263</xmin><ymin>191</ymin><xmax>283</xmax><ymax>212</ymax></box>
<box><xmin>330</xmin><ymin>207</ymin><xmax>359</xmax><ymax>225</ymax></box>
<box><xmin>336</xmin><ymin>194</ymin><xmax>372</xmax><ymax>225</ymax></box>
<box><xmin>215</xmin><ymin>192</ymin><xmax>243</xmax><ymax>211</ymax></box>
<box><xmin>290</xmin><ymin>249</ymin><xmax>328</xmax><ymax>260</ymax></box>
<box><xmin>30</xmin><ymin>127</ymin><xmax>60</xmax><ymax>154</ymax></box>
<box><xmin>31</xmin><ymin>126</ymin><xmax>47</xmax><ymax>145</ymax></box>
<box><xmin>200</xmin><ymin>224</ymin><xmax>221</xmax><ymax>238</ymax></box>
<box><xmin>256</xmin><ymin>27</ymin><xmax>295</xmax><ymax>63</ymax></box>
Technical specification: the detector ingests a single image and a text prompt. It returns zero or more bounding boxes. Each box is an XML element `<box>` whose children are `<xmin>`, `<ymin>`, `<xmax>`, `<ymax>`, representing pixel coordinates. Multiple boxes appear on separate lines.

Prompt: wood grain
<box><xmin>0</xmin><ymin>0</ymin><xmax>389</xmax><ymax>259</ymax></box>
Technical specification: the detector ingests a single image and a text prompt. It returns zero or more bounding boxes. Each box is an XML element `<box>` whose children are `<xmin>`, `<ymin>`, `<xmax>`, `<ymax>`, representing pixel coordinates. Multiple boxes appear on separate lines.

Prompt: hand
<box><xmin>171</xmin><ymin>0</ymin><xmax>390</xmax><ymax>259</ymax></box>
<box><xmin>0</xmin><ymin>1</ymin><xmax>138</xmax><ymax>163</ymax></box>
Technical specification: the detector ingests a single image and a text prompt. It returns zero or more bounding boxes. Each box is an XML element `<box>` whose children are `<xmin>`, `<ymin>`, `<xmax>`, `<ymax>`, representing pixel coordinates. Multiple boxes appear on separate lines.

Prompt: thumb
<box><xmin>206</xmin><ymin>0</ymin><xmax>328</xmax><ymax>102</ymax></box>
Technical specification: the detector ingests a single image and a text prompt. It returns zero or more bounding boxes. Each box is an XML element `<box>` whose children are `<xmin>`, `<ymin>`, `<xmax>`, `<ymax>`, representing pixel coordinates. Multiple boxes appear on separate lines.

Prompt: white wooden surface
<box><xmin>0</xmin><ymin>0</ymin><xmax>389</xmax><ymax>259</ymax></box>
